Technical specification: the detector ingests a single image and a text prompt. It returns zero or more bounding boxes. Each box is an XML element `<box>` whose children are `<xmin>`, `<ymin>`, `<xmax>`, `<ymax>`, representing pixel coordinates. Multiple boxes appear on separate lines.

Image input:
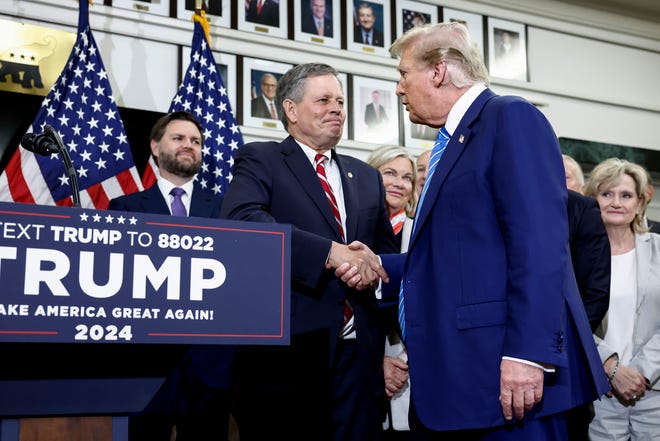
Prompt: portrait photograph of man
<box><xmin>245</xmin><ymin>0</ymin><xmax>279</xmax><ymax>27</ymax></box>
<box><xmin>301</xmin><ymin>0</ymin><xmax>333</xmax><ymax>38</ymax></box>
<box><xmin>250</xmin><ymin>71</ymin><xmax>280</xmax><ymax>120</ymax></box>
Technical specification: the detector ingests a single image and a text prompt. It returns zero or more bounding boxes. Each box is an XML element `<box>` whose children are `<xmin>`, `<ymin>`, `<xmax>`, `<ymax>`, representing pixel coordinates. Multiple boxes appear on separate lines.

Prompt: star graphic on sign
<box><xmin>105</xmin><ymin>214</ymin><xmax>114</xmax><ymax>223</ymax></box>
<box><xmin>80</xmin><ymin>212</ymin><xmax>89</xmax><ymax>222</ymax></box>
<box><xmin>116</xmin><ymin>215</ymin><xmax>126</xmax><ymax>224</ymax></box>
<box><xmin>92</xmin><ymin>213</ymin><xmax>101</xmax><ymax>222</ymax></box>
<box><xmin>129</xmin><ymin>217</ymin><xmax>138</xmax><ymax>225</ymax></box>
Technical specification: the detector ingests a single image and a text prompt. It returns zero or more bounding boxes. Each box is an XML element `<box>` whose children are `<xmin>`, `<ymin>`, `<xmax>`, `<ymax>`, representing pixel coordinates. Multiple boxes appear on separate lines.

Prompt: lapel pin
<box><xmin>347</xmin><ymin>172</ymin><xmax>353</xmax><ymax>178</ymax></box>
<box><xmin>458</xmin><ymin>134</ymin><xmax>465</xmax><ymax>144</ymax></box>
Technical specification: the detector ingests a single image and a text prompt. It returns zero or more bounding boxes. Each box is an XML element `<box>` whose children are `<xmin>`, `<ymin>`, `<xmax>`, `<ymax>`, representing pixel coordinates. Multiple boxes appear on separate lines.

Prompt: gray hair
<box><xmin>366</xmin><ymin>145</ymin><xmax>418</xmax><ymax>217</ymax></box>
<box><xmin>390</xmin><ymin>22</ymin><xmax>490</xmax><ymax>88</ymax></box>
<box><xmin>275</xmin><ymin>63</ymin><xmax>341</xmax><ymax>130</ymax></box>
<box><xmin>562</xmin><ymin>154</ymin><xmax>585</xmax><ymax>187</ymax></box>
<box><xmin>583</xmin><ymin>157</ymin><xmax>650</xmax><ymax>234</ymax></box>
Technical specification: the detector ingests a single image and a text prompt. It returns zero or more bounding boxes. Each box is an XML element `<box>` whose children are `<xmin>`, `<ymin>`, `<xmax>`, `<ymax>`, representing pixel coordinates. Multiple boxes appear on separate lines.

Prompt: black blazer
<box><xmin>251</xmin><ymin>96</ymin><xmax>275</xmax><ymax>119</ymax></box>
<box><xmin>567</xmin><ymin>189</ymin><xmax>611</xmax><ymax>331</ymax></box>
<box><xmin>353</xmin><ymin>26</ymin><xmax>384</xmax><ymax>47</ymax></box>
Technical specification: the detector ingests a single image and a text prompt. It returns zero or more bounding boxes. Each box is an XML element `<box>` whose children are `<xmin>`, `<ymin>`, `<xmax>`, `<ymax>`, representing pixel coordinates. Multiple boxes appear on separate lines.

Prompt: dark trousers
<box><xmin>408</xmin><ymin>401</ymin><xmax>568</xmax><ymax>441</ymax></box>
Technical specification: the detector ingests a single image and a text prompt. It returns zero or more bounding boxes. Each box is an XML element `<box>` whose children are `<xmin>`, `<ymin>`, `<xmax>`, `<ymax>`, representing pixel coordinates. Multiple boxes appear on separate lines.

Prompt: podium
<box><xmin>0</xmin><ymin>202</ymin><xmax>290</xmax><ymax>440</ymax></box>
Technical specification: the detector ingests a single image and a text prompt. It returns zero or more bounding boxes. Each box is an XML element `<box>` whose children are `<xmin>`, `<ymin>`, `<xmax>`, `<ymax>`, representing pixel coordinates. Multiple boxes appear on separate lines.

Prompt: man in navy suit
<box><xmin>109</xmin><ymin>111</ymin><xmax>232</xmax><ymax>441</ymax></box>
<box><xmin>301</xmin><ymin>0</ymin><xmax>333</xmax><ymax>37</ymax></box>
<box><xmin>340</xmin><ymin>23</ymin><xmax>609</xmax><ymax>440</ymax></box>
<box><xmin>221</xmin><ymin>63</ymin><xmax>398</xmax><ymax>441</ymax></box>
<box><xmin>245</xmin><ymin>0</ymin><xmax>279</xmax><ymax>27</ymax></box>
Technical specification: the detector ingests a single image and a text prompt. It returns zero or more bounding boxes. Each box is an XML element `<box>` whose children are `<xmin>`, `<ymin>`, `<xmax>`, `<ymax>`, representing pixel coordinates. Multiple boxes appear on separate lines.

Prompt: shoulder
<box><xmin>108</xmin><ymin>187</ymin><xmax>154</xmax><ymax>209</ymax></box>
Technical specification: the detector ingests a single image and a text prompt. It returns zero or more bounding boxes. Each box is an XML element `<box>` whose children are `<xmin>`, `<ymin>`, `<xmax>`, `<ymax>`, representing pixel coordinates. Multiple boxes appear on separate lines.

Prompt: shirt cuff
<box><xmin>502</xmin><ymin>356</ymin><xmax>556</xmax><ymax>373</ymax></box>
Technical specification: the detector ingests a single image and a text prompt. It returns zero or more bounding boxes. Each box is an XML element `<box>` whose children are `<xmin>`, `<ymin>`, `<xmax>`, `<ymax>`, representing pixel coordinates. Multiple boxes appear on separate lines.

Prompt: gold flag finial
<box><xmin>192</xmin><ymin>1</ymin><xmax>210</xmax><ymax>45</ymax></box>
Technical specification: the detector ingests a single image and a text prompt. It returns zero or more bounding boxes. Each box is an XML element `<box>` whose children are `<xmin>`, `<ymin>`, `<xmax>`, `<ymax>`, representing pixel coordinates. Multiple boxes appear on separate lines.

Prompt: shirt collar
<box><xmin>444</xmin><ymin>83</ymin><xmax>486</xmax><ymax>136</ymax></box>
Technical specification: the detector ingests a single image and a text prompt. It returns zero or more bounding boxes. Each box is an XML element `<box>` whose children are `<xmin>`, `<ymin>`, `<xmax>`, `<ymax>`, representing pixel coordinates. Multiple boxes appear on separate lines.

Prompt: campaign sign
<box><xmin>0</xmin><ymin>201</ymin><xmax>290</xmax><ymax>345</ymax></box>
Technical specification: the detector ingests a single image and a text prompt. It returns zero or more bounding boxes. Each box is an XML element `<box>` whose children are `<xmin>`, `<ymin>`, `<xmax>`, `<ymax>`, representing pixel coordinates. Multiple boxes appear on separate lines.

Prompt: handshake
<box><xmin>326</xmin><ymin>241</ymin><xmax>389</xmax><ymax>290</ymax></box>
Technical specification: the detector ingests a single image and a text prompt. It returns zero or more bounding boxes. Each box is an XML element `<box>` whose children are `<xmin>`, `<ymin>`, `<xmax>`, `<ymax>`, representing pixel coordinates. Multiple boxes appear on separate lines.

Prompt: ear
<box><xmin>282</xmin><ymin>99</ymin><xmax>297</xmax><ymax>125</ymax></box>
<box><xmin>432</xmin><ymin>61</ymin><xmax>446</xmax><ymax>88</ymax></box>
<box><xmin>150</xmin><ymin>139</ymin><xmax>159</xmax><ymax>158</ymax></box>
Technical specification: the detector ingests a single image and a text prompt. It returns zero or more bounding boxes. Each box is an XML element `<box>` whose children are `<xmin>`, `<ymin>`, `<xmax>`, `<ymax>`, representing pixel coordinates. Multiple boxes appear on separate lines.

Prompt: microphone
<box><xmin>21</xmin><ymin>131</ymin><xmax>61</xmax><ymax>156</ymax></box>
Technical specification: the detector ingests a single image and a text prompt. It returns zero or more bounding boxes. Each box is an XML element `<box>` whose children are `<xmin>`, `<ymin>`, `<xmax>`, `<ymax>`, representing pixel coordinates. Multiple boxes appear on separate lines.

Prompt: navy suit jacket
<box><xmin>354</xmin><ymin>26</ymin><xmax>384</xmax><ymax>47</ymax></box>
<box><xmin>220</xmin><ymin>135</ymin><xmax>398</xmax><ymax>366</ymax></box>
<box><xmin>381</xmin><ymin>88</ymin><xmax>609</xmax><ymax>431</ymax></box>
<box><xmin>246</xmin><ymin>0</ymin><xmax>279</xmax><ymax>26</ymax></box>
<box><xmin>567</xmin><ymin>190</ymin><xmax>610</xmax><ymax>332</ymax></box>
<box><xmin>108</xmin><ymin>182</ymin><xmax>228</xmax><ymax>388</ymax></box>
<box><xmin>301</xmin><ymin>13</ymin><xmax>333</xmax><ymax>37</ymax></box>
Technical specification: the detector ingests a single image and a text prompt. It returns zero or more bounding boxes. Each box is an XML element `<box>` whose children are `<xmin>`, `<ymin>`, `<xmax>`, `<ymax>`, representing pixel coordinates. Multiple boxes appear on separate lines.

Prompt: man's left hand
<box><xmin>499</xmin><ymin>359</ymin><xmax>544</xmax><ymax>421</ymax></box>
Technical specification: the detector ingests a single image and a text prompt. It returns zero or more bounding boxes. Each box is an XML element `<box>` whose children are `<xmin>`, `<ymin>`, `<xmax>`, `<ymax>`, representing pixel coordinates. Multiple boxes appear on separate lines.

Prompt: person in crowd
<box><xmin>220</xmin><ymin>62</ymin><xmax>398</xmax><ymax>441</ymax></box>
<box><xmin>564</xmin><ymin>154</ymin><xmax>586</xmax><ymax>194</ymax></box>
<box><xmin>301</xmin><ymin>0</ymin><xmax>333</xmax><ymax>37</ymax></box>
<box><xmin>338</xmin><ymin>22</ymin><xmax>609</xmax><ymax>439</ymax></box>
<box><xmin>108</xmin><ymin>111</ymin><xmax>233</xmax><ymax>441</ymax></box>
<box><xmin>251</xmin><ymin>73</ymin><xmax>278</xmax><ymax>119</ymax></box>
<box><xmin>354</xmin><ymin>2</ymin><xmax>384</xmax><ymax>46</ymax></box>
<box><xmin>564</xmin><ymin>189</ymin><xmax>611</xmax><ymax>441</ymax></box>
<box><xmin>366</xmin><ymin>145</ymin><xmax>417</xmax><ymax>440</ymax></box>
<box><xmin>583</xmin><ymin>158</ymin><xmax>660</xmax><ymax>441</ymax></box>
<box><xmin>415</xmin><ymin>149</ymin><xmax>431</xmax><ymax>198</ymax></box>
<box><xmin>365</xmin><ymin>90</ymin><xmax>389</xmax><ymax>131</ymax></box>
<box><xmin>642</xmin><ymin>168</ymin><xmax>660</xmax><ymax>233</ymax></box>
<box><xmin>245</xmin><ymin>0</ymin><xmax>279</xmax><ymax>27</ymax></box>
<box><xmin>366</xmin><ymin>145</ymin><xmax>416</xmax><ymax>249</ymax></box>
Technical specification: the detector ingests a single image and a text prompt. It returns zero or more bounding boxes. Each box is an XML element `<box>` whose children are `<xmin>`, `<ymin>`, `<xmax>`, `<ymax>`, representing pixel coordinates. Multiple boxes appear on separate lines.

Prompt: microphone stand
<box><xmin>44</xmin><ymin>125</ymin><xmax>81</xmax><ymax>208</ymax></box>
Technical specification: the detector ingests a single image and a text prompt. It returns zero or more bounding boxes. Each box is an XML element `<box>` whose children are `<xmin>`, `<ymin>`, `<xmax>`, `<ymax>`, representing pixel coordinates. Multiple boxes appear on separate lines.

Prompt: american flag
<box><xmin>0</xmin><ymin>0</ymin><xmax>142</xmax><ymax>208</ymax></box>
<box><xmin>142</xmin><ymin>19</ymin><xmax>243</xmax><ymax>196</ymax></box>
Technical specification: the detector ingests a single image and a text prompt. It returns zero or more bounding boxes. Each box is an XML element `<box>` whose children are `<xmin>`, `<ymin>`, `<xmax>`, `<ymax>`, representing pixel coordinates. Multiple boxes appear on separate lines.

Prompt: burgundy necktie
<box><xmin>269</xmin><ymin>102</ymin><xmax>277</xmax><ymax>119</ymax></box>
<box><xmin>315</xmin><ymin>154</ymin><xmax>353</xmax><ymax>327</ymax></box>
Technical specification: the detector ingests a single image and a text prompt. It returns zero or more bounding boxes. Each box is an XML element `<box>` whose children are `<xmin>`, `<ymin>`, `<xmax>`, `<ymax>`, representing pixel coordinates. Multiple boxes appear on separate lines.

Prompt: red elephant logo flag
<box><xmin>142</xmin><ymin>14</ymin><xmax>243</xmax><ymax>197</ymax></box>
<box><xmin>0</xmin><ymin>0</ymin><xmax>142</xmax><ymax>208</ymax></box>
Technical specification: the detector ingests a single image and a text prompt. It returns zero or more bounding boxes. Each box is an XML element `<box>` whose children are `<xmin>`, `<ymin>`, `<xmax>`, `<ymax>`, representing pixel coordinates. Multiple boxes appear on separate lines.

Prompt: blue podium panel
<box><xmin>0</xmin><ymin>201</ymin><xmax>291</xmax><ymax>346</ymax></box>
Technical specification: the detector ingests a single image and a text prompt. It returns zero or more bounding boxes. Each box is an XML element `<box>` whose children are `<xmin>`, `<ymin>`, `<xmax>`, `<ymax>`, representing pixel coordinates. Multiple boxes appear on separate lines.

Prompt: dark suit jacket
<box><xmin>648</xmin><ymin>218</ymin><xmax>660</xmax><ymax>234</ymax></box>
<box><xmin>245</xmin><ymin>0</ymin><xmax>279</xmax><ymax>27</ymax></box>
<box><xmin>567</xmin><ymin>190</ymin><xmax>610</xmax><ymax>331</ymax></box>
<box><xmin>380</xmin><ymin>88</ymin><xmax>609</xmax><ymax>431</ymax></box>
<box><xmin>220</xmin><ymin>136</ymin><xmax>398</xmax><ymax>436</ymax></box>
<box><xmin>364</xmin><ymin>102</ymin><xmax>388</xmax><ymax>128</ymax></box>
<box><xmin>354</xmin><ymin>26</ymin><xmax>384</xmax><ymax>47</ymax></box>
<box><xmin>301</xmin><ymin>13</ymin><xmax>333</xmax><ymax>37</ymax></box>
<box><xmin>251</xmin><ymin>96</ymin><xmax>275</xmax><ymax>119</ymax></box>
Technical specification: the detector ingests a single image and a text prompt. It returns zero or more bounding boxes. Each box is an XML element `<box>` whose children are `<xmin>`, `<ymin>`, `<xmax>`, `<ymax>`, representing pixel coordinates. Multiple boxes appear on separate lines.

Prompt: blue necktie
<box><xmin>170</xmin><ymin>187</ymin><xmax>187</xmax><ymax>217</ymax></box>
<box><xmin>398</xmin><ymin>127</ymin><xmax>450</xmax><ymax>341</ymax></box>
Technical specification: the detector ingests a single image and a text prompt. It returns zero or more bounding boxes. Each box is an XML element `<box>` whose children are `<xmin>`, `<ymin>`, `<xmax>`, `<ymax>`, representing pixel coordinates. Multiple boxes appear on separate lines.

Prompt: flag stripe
<box><xmin>0</xmin><ymin>2</ymin><xmax>142</xmax><ymax>209</ymax></box>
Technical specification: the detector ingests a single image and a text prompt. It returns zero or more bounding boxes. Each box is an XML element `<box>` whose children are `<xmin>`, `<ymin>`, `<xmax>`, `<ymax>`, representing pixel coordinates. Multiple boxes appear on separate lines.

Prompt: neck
<box><xmin>606</xmin><ymin>224</ymin><xmax>636</xmax><ymax>255</ymax></box>
<box><xmin>161</xmin><ymin>171</ymin><xmax>193</xmax><ymax>187</ymax></box>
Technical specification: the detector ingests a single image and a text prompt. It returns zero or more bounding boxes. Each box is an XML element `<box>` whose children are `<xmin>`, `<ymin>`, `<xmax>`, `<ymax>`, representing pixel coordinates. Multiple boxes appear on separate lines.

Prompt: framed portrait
<box><xmin>351</xmin><ymin>75</ymin><xmax>399</xmax><ymax>145</ymax></box>
<box><xmin>112</xmin><ymin>0</ymin><xmax>170</xmax><ymax>16</ymax></box>
<box><xmin>404</xmin><ymin>117</ymin><xmax>438</xmax><ymax>150</ymax></box>
<box><xmin>487</xmin><ymin>17</ymin><xmax>528</xmax><ymax>82</ymax></box>
<box><xmin>242</xmin><ymin>57</ymin><xmax>292</xmax><ymax>130</ymax></box>
<box><xmin>294</xmin><ymin>0</ymin><xmax>341</xmax><ymax>48</ymax></box>
<box><xmin>396</xmin><ymin>0</ymin><xmax>438</xmax><ymax>39</ymax></box>
<box><xmin>346</xmin><ymin>0</ymin><xmax>391</xmax><ymax>57</ymax></box>
<box><xmin>177</xmin><ymin>0</ymin><xmax>230</xmax><ymax>28</ymax></box>
<box><xmin>238</xmin><ymin>0</ymin><xmax>288</xmax><ymax>39</ymax></box>
<box><xmin>442</xmin><ymin>8</ymin><xmax>484</xmax><ymax>59</ymax></box>
<box><xmin>181</xmin><ymin>47</ymin><xmax>238</xmax><ymax>116</ymax></box>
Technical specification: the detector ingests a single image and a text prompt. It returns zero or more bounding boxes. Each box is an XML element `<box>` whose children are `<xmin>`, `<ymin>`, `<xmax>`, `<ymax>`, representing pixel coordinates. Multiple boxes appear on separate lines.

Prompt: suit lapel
<box><xmin>282</xmin><ymin>137</ymin><xmax>344</xmax><ymax>243</ymax></box>
<box><xmin>141</xmin><ymin>184</ymin><xmax>171</xmax><ymax>215</ymax></box>
<box><xmin>189</xmin><ymin>183</ymin><xmax>216</xmax><ymax>217</ymax></box>
<box><xmin>635</xmin><ymin>233</ymin><xmax>651</xmax><ymax>313</ymax></box>
<box><xmin>410</xmin><ymin>89</ymin><xmax>496</xmax><ymax>251</ymax></box>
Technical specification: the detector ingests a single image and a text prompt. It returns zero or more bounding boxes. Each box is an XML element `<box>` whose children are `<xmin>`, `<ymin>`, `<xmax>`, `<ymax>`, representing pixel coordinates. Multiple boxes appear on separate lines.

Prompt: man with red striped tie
<box><xmin>221</xmin><ymin>62</ymin><xmax>398</xmax><ymax>441</ymax></box>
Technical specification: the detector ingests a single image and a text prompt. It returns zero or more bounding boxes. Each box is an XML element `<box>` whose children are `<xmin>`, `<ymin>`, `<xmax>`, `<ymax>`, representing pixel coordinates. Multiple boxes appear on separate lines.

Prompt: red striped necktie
<box><xmin>315</xmin><ymin>154</ymin><xmax>345</xmax><ymax>241</ymax></box>
<box><xmin>315</xmin><ymin>154</ymin><xmax>353</xmax><ymax>329</ymax></box>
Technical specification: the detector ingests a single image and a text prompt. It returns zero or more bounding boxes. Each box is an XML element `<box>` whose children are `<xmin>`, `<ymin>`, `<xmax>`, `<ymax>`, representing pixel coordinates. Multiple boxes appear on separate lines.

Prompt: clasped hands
<box><xmin>326</xmin><ymin>241</ymin><xmax>388</xmax><ymax>290</ymax></box>
<box><xmin>604</xmin><ymin>357</ymin><xmax>650</xmax><ymax>405</ymax></box>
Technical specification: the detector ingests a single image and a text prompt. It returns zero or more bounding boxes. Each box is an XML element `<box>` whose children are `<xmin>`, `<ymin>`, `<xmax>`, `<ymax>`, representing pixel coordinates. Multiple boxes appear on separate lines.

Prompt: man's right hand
<box><xmin>326</xmin><ymin>241</ymin><xmax>388</xmax><ymax>290</ymax></box>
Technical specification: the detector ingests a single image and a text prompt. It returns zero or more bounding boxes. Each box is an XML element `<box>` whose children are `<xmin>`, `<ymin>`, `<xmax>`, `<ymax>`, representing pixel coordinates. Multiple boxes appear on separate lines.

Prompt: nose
<box><xmin>396</xmin><ymin>81</ymin><xmax>404</xmax><ymax>97</ymax></box>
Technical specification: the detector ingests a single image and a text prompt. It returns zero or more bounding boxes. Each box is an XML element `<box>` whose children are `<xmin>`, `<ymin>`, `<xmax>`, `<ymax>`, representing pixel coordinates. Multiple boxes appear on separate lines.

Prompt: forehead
<box><xmin>303</xmin><ymin>74</ymin><xmax>343</xmax><ymax>97</ymax></box>
<box><xmin>382</xmin><ymin>156</ymin><xmax>413</xmax><ymax>171</ymax></box>
<box><xmin>165</xmin><ymin>119</ymin><xmax>200</xmax><ymax>135</ymax></box>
